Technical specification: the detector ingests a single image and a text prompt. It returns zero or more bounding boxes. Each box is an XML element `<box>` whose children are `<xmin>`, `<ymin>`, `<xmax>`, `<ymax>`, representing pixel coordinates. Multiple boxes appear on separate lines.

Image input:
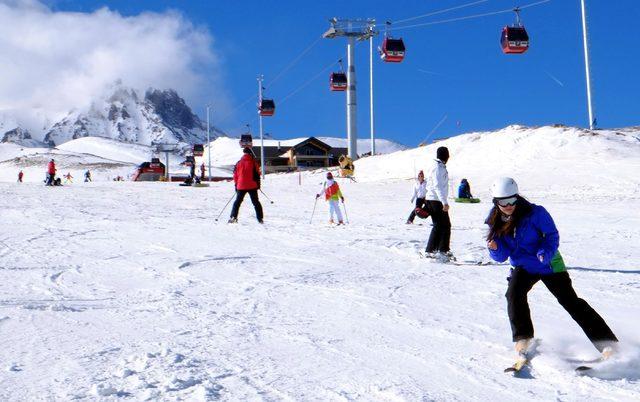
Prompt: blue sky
<box><xmin>49</xmin><ymin>0</ymin><xmax>639</xmax><ymax>146</ymax></box>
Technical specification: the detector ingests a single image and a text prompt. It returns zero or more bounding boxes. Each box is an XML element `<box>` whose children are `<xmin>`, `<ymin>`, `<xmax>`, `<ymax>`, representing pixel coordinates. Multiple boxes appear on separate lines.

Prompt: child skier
<box><xmin>64</xmin><ymin>172</ymin><xmax>73</xmax><ymax>184</ymax></box>
<box><xmin>407</xmin><ymin>170</ymin><xmax>427</xmax><ymax>224</ymax></box>
<box><xmin>316</xmin><ymin>172</ymin><xmax>345</xmax><ymax>225</ymax></box>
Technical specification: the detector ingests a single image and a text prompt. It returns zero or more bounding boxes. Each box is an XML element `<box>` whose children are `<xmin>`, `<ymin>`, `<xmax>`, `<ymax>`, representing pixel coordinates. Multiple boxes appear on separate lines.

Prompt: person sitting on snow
<box><xmin>316</xmin><ymin>172</ymin><xmax>345</xmax><ymax>225</ymax></box>
<box><xmin>458</xmin><ymin>178</ymin><xmax>473</xmax><ymax>199</ymax></box>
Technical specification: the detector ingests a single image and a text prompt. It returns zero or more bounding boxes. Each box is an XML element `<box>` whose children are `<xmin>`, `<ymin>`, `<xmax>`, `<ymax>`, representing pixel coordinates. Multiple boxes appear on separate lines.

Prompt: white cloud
<box><xmin>0</xmin><ymin>0</ymin><xmax>226</xmax><ymax>134</ymax></box>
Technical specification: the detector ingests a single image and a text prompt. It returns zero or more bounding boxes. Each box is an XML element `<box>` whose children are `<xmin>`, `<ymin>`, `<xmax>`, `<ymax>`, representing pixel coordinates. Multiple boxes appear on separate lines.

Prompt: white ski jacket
<box><xmin>424</xmin><ymin>158</ymin><xmax>449</xmax><ymax>205</ymax></box>
<box><xmin>411</xmin><ymin>180</ymin><xmax>428</xmax><ymax>202</ymax></box>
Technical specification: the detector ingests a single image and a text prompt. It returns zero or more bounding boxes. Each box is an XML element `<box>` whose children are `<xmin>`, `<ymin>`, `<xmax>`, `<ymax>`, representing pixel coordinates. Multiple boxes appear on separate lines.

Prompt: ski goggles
<box><xmin>494</xmin><ymin>196</ymin><xmax>518</xmax><ymax>207</ymax></box>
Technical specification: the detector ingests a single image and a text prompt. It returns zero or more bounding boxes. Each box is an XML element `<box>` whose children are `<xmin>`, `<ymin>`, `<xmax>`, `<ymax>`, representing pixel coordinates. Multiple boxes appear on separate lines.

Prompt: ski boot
<box><xmin>515</xmin><ymin>338</ymin><xmax>532</xmax><ymax>354</ymax></box>
<box><xmin>228</xmin><ymin>217</ymin><xmax>238</xmax><ymax>224</ymax></box>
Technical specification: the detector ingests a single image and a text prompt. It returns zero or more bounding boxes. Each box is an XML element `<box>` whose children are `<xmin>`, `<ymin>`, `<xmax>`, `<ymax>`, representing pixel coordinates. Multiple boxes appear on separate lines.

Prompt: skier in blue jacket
<box><xmin>486</xmin><ymin>177</ymin><xmax>618</xmax><ymax>358</ymax></box>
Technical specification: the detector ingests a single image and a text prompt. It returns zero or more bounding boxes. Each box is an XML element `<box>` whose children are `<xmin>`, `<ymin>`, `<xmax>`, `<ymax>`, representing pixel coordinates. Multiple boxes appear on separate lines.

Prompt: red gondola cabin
<box><xmin>132</xmin><ymin>158</ymin><xmax>165</xmax><ymax>181</ymax></box>
<box><xmin>329</xmin><ymin>72</ymin><xmax>347</xmax><ymax>91</ymax></box>
<box><xmin>258</xmin><ymin>99</ymin><xmax>275</xmax><ymax>116</ymax></box>
<box><xmin>380</xmin><ymin>38</ymin><xmax>406</xmax><ymax>63</ymax></box>
<box><xmin>501</xmin><ymin>26</ymin><xmax>529</xmax><ymax>54</ymax></box>
<box><xmin>239</xmin><ymin>134</ymin><xmax>253</xmax><ymax>148</ymax></box>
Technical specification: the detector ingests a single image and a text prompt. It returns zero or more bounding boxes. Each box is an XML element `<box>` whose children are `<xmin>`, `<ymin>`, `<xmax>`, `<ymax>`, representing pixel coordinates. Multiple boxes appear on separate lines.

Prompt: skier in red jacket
<box><xmin>46</xmin><ymin>159</ymin><xmax>56</xmax><ymax>186</ymax></box>
<box><xmin>228</xmin><ymin>148</ymin><xmax>263</xmax><ymax>223</ymax></box>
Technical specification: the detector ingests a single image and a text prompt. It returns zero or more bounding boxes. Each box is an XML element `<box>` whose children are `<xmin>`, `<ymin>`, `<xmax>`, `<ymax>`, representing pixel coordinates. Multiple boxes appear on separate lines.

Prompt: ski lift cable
<box><xmin>279</xmin><ymin>58</ymin><xmax>342</xmax><ymax>105</ymax></box>
<box><xmin>216</xmin><ymin>35</ymin><xmax>323</xmax><ymax>125</ymax></box>
<box><xmin>387</xmin><ymin>0</ymin><xmax>552</xmax><ymax>32</ymax></box>
<box><xmin>265</xmin><ymin>35</ymin><xmax>324</xmax><ymax>90</ymax></box>
<box><xmin>420</xmin><ymin>114</ymin><xmax>448</xmax><ymax>145</ymax></box>
<box><xmin>391</xmin><ymin>0</ymin><xmax>489</xmax><ymax>26</ymax></box>
<box><xmin>214</xmin><ymin>93</ymin><xmax>257</xmax><ymax>125</ymax></box>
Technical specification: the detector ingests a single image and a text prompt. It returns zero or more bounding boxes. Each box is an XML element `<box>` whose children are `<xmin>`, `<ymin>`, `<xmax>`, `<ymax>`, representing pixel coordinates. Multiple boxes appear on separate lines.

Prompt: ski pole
<box><xmin>342</xmin><ymin>199</ymin><xmax>349</xmax><ymax>224</ymax></box>
<box><xmin>259</xmin><ymin>189</ymin><xmax>274</xmax><ymax>204</ymax></box>
<box><xmin>214</xmin><ymin>192</ymin><xmax>236</xmax><ymax>221</ymax></box>
<box><xmin>309</xmin><ymin>196</ymin><xmax>318</xmax><ymax>224</ymax></box>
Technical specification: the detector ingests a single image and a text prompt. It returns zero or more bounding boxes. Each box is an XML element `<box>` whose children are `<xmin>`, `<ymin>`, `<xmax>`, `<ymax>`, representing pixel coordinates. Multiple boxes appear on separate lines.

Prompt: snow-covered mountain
<box><xmin>42</xmin><ymin>86</ymin><xmax>225</xmax><ymax>146</ymax></box>
<box><xmin>0</xmin><ymin>84</ymin><xmax>226</xmax><ymax>148</ymax></box>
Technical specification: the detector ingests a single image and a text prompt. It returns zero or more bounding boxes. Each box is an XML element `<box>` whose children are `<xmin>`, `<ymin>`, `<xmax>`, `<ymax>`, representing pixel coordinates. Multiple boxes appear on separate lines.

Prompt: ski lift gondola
<box><xmin>380</xmin><ymin>38</ymin><xmax>406</xmax><ymax>62</ymax></box>
<box><xmin>192</xmin><ymin>144</ymin><xmax>204</xmax><ymax>157</ymax></box>
<box><xmin>258</xmin><ymin>98</ymin><xmax>275</xmax><ymax>116</ymax></box>
<box><xmin>239</xmin><ymin>134</ymin><xmax>253</xmax><ymax>148</ymax></box>
<box><xmin>501</xmin><ymin>8</ymin><xmax>529</xmax><ymax>54</ymax></box>
<box><xmin>330</xmin><ymin>59</ymin><xmax>348</xmax><ymax>91</ymax></box>
<box><xmin>380</xmin><ymin>22</ymin><xmax>405</xmax><ymax>63</ymax></box>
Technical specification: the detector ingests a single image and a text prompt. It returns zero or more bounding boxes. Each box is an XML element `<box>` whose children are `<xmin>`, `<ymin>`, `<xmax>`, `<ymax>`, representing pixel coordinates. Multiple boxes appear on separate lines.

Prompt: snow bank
<box><xmin>355</xmin><ymin>125</ymin><xmax>640</xmax><ymax>201</ymax></box>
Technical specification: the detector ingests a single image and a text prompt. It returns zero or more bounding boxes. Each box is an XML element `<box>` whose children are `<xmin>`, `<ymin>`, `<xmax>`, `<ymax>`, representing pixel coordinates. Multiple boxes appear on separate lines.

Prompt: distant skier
<box><xmin>17</xmin><ymin>170</ymin><xmax>23</xmax><ymax>183</ymax></box>
<box><xmin>407</xmin><ymin>170</ymin><xmax>427</xmax><ymax>224</ymax></box>
<box><xmin>64</xmin><ymin>172</ymin><xmax>73</xmax><ymax>184</ymax></box>
<box><xmin>423</xmin><ymin>147</ymin><xmax>452</xmax><ymax>259</ymax></box>
<box><xmin>458</xmin><ymin>178</ymin><xmax>473</xmax><ymax>199</ymax></box>
<box><xmin>84</xmin><ymin>170</ymin><xmax>92</xmax><ymax>182</ymax></box>
<box><xmin>46</xmin><ymin>159</ymin><xmax>56</xmax><ymax>186</ymax></box>
<box><xmin>200</xmin><ymin>162</ymin><xmax>206</xmax><ymax>181</ymax></box>
<box><xmin>316</xmin><ymin>172</ymin><xmax>345</xmax><ymax>225</ymax></box>
<box><xmin>486</xmin><ymin>177</ymin><xmax>618</xmax><ymax>360</ymax></box>
<box><xmin>228</xmin><ymin>147</ymin><xmax>263</xmax><ymax>223</ymax></box>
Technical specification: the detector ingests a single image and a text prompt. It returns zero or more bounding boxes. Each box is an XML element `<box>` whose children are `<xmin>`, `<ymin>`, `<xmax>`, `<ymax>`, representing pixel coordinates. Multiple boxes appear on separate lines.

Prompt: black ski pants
<box><xmin>230</xmin><ymin>189</ymin><xmax>263</xmax><ymax>221</ymax></box>
<box><xmin>506</xmin><ymin>267</ymin><xmax>617</xmax><ymax>350</ymax></box>
<box><xmin>407</xmin><ymin>197</ymin><xmax>427</xmax><ymax>223</ymax></box>
<box><xmin>425</xmin><ymin>200</ymin><xmax>451</xmax><ymax>253</ymax></box>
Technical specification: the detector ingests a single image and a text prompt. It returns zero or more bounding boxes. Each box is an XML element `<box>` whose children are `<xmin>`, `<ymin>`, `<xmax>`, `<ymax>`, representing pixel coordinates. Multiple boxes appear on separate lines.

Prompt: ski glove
<box><xmin>537</xmin><ymin>249</ymin><xmax>547</xmax><ymax>263</ymax></box>
<box><xmin>341</xmin><ymin>197</ymin><xmax>345</xmax><ymax>202</ymax></box>
<box><xmin>315</xmin><ymin>194</ymin><xmax>320</xmax><ymax>199</ymax></box>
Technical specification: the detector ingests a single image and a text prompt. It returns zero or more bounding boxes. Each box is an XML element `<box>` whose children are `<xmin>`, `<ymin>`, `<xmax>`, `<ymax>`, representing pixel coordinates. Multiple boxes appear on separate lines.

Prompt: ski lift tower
<box><xmin>323</xmin><ymin>18</ymin><xmax>376</xmax><ymax>160</ymax></box>
<box><xmin>155</xmin><ymin>143</ymin><xmax>179</xmax><ymax>180</ymax></box>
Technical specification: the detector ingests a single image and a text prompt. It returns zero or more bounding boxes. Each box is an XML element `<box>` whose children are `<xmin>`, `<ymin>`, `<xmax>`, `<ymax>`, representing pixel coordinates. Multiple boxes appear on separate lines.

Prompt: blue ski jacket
<box><xmin>488</xmin><ymin>204</ymin><xmax>564</xmax><ymax>275</ymax></box>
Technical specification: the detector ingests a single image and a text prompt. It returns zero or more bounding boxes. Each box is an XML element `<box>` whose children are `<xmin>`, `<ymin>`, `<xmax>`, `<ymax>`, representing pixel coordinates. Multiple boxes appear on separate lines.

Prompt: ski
<box><xmin>504</xmin><ymin>356</ymin><xmax>528</xmax><ymax>373</ymax></box>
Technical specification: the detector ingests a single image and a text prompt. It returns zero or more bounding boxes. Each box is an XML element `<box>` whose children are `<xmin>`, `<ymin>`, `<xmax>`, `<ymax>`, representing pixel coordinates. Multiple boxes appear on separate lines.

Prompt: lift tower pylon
<box><xmin>323</xmin><ymin>18</ymin><xmax>376</xmax><ymax>160</ymax></box>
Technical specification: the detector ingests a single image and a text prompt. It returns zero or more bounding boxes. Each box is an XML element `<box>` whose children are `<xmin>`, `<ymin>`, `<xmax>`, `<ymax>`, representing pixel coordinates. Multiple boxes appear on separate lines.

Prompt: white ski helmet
<box><xmin>491</xmin><ymin>177</ymin><xmax>519</xmax><ymax>198</ymax></box>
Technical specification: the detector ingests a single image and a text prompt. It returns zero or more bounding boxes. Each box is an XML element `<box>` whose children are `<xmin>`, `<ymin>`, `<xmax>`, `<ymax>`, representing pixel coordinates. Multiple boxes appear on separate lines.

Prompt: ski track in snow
<box><xmin>0</xmin><ymin>175</ymin><xmax>639</xmax><ymax>401</ymax></box>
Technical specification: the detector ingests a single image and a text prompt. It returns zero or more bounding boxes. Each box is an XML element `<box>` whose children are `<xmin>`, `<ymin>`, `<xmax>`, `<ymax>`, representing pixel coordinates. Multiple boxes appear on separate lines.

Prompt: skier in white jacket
<box><xmin>423</xmin><ymin>146</ymin><xmax>452</xmax><ymax>258</ymax></box>
<box><xmin>407</xmin><ymin>170</ymin><xmax>428</xmax><ymax>224</ymax></box>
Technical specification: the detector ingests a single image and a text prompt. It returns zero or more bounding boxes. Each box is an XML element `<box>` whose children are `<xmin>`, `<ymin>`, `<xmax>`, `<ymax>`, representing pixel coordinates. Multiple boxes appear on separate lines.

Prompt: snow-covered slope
<box><xmin>0</xmin><ymin>136</ymin><xmax>232</xmax><ymax>182</ymax></box>
<box><xmin>355</xmin><ymin>125</ymin><xmax>640</xmax><ymax>200</ymax></box>
<box><xmin>1</xmin><ymin>125</ymin><xmax>639</xmax><ymax>399</ymax></box>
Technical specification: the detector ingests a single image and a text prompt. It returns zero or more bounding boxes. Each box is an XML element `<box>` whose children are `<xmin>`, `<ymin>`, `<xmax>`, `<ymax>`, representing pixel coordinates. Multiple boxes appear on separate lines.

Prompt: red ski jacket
<box><xmin>233</xmin><ymin>154</ymin><xmax>260</xmax><ymax>190</ymax></box>
<box><xmin>47</xmin><ymin>161</ymin><xmax>56</xmax><ymax>175</ymax></box>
